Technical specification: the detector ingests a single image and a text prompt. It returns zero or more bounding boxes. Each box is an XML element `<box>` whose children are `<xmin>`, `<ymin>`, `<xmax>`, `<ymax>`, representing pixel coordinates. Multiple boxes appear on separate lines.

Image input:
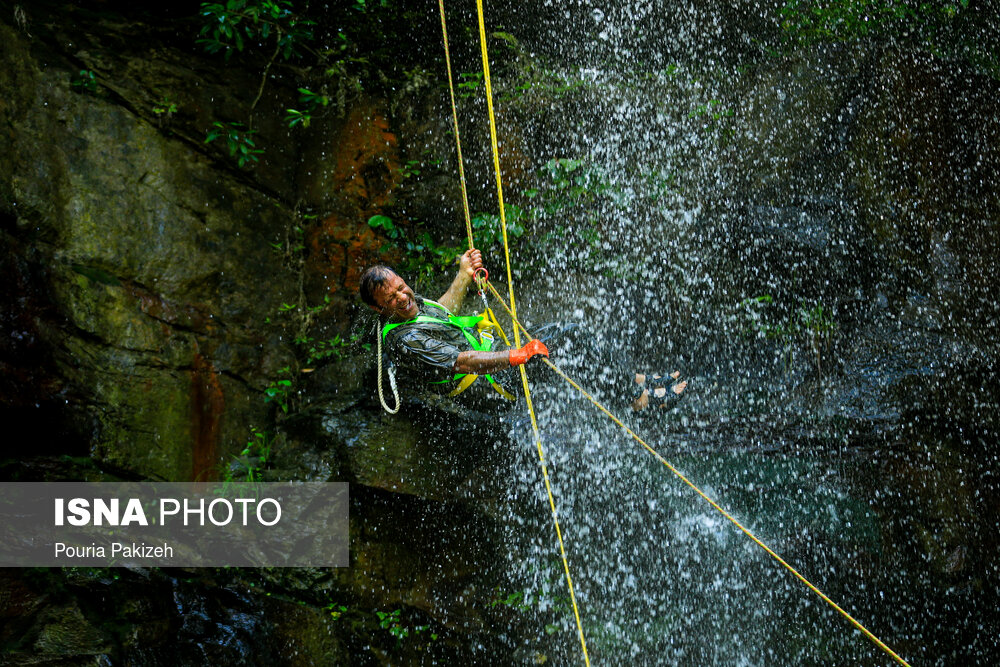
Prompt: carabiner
<box><xmin>474</xmin><ymin>267</ymin><xmax>489</xmax><ymax>300</ymax></box>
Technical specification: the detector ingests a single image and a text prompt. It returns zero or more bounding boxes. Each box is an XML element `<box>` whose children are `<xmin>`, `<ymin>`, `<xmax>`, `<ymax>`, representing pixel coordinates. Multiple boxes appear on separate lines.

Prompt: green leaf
<box><xmin>368</xmin><ymin>214</ymin><xmax>393</xmax><ymax>230</ymax></box>
<box><xmin>492</xmin><ymin>31</ymin><xmax>518</xmax><ymax>45</ymax></box>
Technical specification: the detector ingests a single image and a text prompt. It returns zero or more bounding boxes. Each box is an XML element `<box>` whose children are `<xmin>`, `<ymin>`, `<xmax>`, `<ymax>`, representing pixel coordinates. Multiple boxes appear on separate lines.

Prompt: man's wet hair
<box><xmin>359</xmin><ymin>265</ymin><xmax>398</xmax><ymax>308</ymax></box>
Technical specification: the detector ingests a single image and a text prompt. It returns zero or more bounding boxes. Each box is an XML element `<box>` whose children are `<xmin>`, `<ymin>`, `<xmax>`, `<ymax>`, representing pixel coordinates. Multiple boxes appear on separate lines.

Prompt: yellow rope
<box><xmin>475</xmin><ymin>1</ymin><xmax>590</xmax><ymax>664</ymax></box>
<box><xmin>483</xmin><ymin>283</ymin><xmax>911</xmax><ymax>667</ymax></box>
<box><xmin>437</xmin><ymin>0</ymin><xmax>475</xmax><ymax>251</ymax></box>
<box><xmin>440</xmin><ymin>4</ymin><xmax>909</xmax><ymax>665</ymax></box>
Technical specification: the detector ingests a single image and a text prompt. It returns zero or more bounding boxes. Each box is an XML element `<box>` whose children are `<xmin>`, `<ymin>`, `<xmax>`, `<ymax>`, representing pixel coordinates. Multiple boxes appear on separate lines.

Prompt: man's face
<box><xmin>371</xmin><ymin>273</ymin><xmax>419</xmax><ymax>321</ymax></box>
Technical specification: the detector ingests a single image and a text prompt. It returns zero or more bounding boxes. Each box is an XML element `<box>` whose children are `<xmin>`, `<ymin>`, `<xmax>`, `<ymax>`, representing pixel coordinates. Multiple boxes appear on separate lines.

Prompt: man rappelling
<box><xmin>360</xmin><ymin>248</ymin><xmax>549</xmax><ymax>412</ymax></box>
<box><xmin>359</xmin><ymin>249</ymin><xmax>686</xmax><ymax>414</ymax></box>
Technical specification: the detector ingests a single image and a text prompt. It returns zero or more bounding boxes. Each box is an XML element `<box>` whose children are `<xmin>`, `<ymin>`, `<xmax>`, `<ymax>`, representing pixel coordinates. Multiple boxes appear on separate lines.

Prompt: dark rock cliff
<box><xmin>0</xmin><ymin>2</ymin><xmax>516</xmax><ymax>662</ymax></box>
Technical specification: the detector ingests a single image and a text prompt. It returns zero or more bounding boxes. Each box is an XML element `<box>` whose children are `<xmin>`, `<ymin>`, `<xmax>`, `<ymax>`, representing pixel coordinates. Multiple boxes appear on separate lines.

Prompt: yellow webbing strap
<box><xmin>478</xmin><ymin>306</ymin><xmax>512</xmax><ymax>346</ymax></box>
<box><xmin>476</xmin><ymin>309</ymin><xmax>517</xmax><ymax>400</ymax></box>
<box><xmin>448</xmin><ymin>372</ymin><xmax>479</xmax><ymax>397</ymax></box>
<box><xmin>447</xmin><ymin>362</ymin><xmax>517</xmax><ymax>402</ymax></box>
<box><xmin>448</xmin><ymin>372</ymin><xmax>518</xmax><ymax>401</ymax></box>
<box><xmin>484</xmin><ymin>283</ymin><xmax>911</xmax><ymax>667</ymax></box>
<box><xmin>475</xmin><ymin>1</ymin><xmax>591</xmax><ymax>664</ymax></box>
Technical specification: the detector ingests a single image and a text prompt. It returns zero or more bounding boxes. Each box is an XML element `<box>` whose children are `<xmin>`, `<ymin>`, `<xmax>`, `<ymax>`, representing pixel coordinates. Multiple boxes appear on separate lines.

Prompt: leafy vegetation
<box><xmin>779</xmin><ymin>0</ymin><xmax>969</xmax><ymax>44</ymax></box>
<box><xmin>488</xmin><ymin>39</ymin><xmax>596</xmax><ymax>105</ymax></box>
<box><xmin>192</xmin><ymin>0</ymin><xmax>428</xmax><ymax>174</ymax></box>
<box><xmin>487</xmin><ymin>588</ymin><xmax>532</xmax><ymax>611</ymax></box>
<box><xmin>152</xmin><ymin>97</ymin><xmax>178</xmax><ymax>116</ymax></box>
<box><xmin>263</xmin><ymin>367</ymin><xmax>294</xmax><ymax>413</ymax></box>
<box><xmin>740</xmin><ymin>295</ymin><xmax>838</xmax><ymax>374</ymax></box>
<box><xmin>689</xmin><ymin>98</ymin><xmax>736</xmax><ymax>146</ymax></box>
<box><xmin>324</xmin><ymin>602</ymin><xmax>349</xmax><ymax>620</ymax></box>
<box><xmin>376</xmin><ymin>608</ymin><xmax>437</xmax><ymax>646</ymax></box>
<box><xmin>197</xmin><ymin>0</ymin><xmax>316</xmax><ymax>61</ymax></box>
<box><xmin>487</xmin><ymin>559</ymin><xmax>576</xmax><ymax>640</ymax></box>
<box><xmin>223</xmin><ymin>426</ymin><xmax>273</xmax><ymax>484</ymax></box>
<box><xmin>351</xmin><ymin>0</ymin><xmax>390</xmax><ymax>10</ymax></box>
<box><xmin>285</xmin><ymin>87</ymin><xmax>330</xmax><ymax>128</ymax></box>
<box><xmin>397</xmin><ymin>158</ymin><xmax>441</xmax><ymax>181</ymax></box>
<box><xmin>457</xmin><ymin>72</ymin><xmax>484</xmax><ymax>99</ymax></box>
<box><xmin>366</xmin><ymin>156</ymin><xmax>634</xmax><ymax>282</ymax></box>
<box><xmin>368</xmin><ymin>215</ymin><xmax>464</xmax><ymax>284</ymax></box>
<box><xmin>642</xmin><ymin>168</ymin><xmax>679</xmax><ymax>203</ymax></box>
<box><xmin>470</xmin><ymin>206</ymin><xmax>526</xmax><ymax>247</ymax></box>
<box><xmin>776</xmin><ymin>0</ymin><xmax>998</xmax><ymax>78</ymax></box>
<box><xmin>204</xmin><ymin>121</ymin><xmax>263</xmax><ymax>167</ymax></box>
<box><xmin>295</xmin><ymin>332</ymin><xmax>364</xmax><ymax>367</ymax></box>
<box><xmin>71</xmin><ymin>69</ymin><xmax>97</xmax><ymax>93</ymax></box>
<box><xmin>518</xmin><ymin>157</ymin><xmax>632</xmax><ymax>277</ymax></box>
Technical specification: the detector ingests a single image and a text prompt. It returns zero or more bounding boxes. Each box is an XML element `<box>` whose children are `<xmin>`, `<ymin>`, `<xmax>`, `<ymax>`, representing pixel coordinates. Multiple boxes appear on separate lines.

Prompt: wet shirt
<box><xmin>383</xmin><ymin>296</ymin><xmax>479</xmax><ymax>385</ymax></box>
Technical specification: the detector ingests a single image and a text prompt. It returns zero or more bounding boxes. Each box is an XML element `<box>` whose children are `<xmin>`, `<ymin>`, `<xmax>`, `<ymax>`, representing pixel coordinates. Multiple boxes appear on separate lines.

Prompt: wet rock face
<box><xmin>304</xmin><ymin>213</ymin><xmax>400</xmax><ymax>302</ymax></box>
<box><xmin>0</xmin><ymin>5</ymin><xmax>514</xmax><ymax>663</ymax></box>
<box><xmin>0</xmin><ymin>230</ymin><xmax>89</xmax><ymax>456</ymax></box>
<box><xmin>850</xmin><ymin>49</ymin><xmax>1000</xmax><ymax>337</ymax></box>
<box><xmin>0</xmin><ymin>7</ymin><xmax>445</xmax><ymax>481</ymax></box>
<box><xmin>0</xmin><ymin>17</ymin><xmax>295</xmax><ymax>480</ymax></box>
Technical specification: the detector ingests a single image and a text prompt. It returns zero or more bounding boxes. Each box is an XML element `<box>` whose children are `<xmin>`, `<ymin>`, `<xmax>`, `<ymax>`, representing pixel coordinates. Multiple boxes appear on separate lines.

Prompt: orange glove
<box><xmin>509</xmin><ymin>339</ymin><xmax>549</xmax><ymax>366</ymax></box>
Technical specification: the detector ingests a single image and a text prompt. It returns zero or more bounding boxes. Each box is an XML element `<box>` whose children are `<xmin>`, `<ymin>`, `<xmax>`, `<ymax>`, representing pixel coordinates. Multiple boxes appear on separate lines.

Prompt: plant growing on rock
<box><xmin>689</xmin><ymin>98</ymin><xmax>735</xmax><ymax>146</ymax></box>
<box><xmin>487</xmin><ymin>561</ymin><xmax>575</xmax><ymax>639</ymax></box>
<box><xmin>779</xmin><ymin>0</ymin><xmax>969</xmax><ymax>44</ymax></box>
<box><xmin>514</xmin><ymin>157</ymin><xmax>628</xmax><ymax>277</ymax></box>
<box><xmin>223</xmin><ymin>426</ymin><xmax>273</xmax><ymax>485</ymax></box>
<box><xmin>642</xmin><ymin>168</ymin><xmax>679</xmax><ymax>202</ymax></box>
<box><xmin>775</xmin><ymin>0</ymin><xmax>998</xmax><ymax>79</ymax></box>
<box><xmin>470</xmin><ymin>206</ymin><xmax>526</xmax><ymax>248</ymax></box>
<box><xmin>739</xmin><ymin>295</ymin><xmax>838</xmax><ymax>375</ymax></box>
<box><xmin>205</xmin><ymin>121</ymin><xmax>264</xmax><ymax>167</ymax></box>
<box><xmin>294</xmin><ymin>332</ymin><xmax>353</xmax><ymax>367</ymax></box>
<box><xmin>197</xmin><ymin>0</ymin><xmax>316</xmax><ymax>61</ymax></box>
<box><xmin>198</xmin><ymin>0</ymin><xmax>319</xmax><ymax>118</ymax></box>
<box><xmin>284</xmin><ymin>87</ymin><xmax>330</xmax><ymax>128</ymax></box>
<box><xmin>324</xmin><ymin>602</ymin><xmax>348</xmax><ymax>620</ymax></box>
<box><xmin>368</xmin><ymin>215</ymin><xmax>462</xmax><ymax>284</ymax></box>
<box><xmin>152</xmin><ymin>96</ymin><xmax>178</xmax><ymax>117</ymax></box>
<box><xmin>457</xmin><ymin>71</ymin><xmax>483</xmax><ymax>99</ymax></box>
<box><xmin>71</xmin><ymin>69</ymin><xmax>97</xmax><ymax>93</ymax></box>
<box><xmin>798</xmin><ymin>302</ymin><xmax>837</xmax><ymax>375</ymax></box>
<box><xmin>376</xmin><ymin>609</ymin><xmax>437</xmax><ymax>647</ymax></box>
<box><xmin>351</xmin><ymin>0</ymin><xmax>390</xmax><ymax>10</ymax></box>
<box><xmin>263</xmin><ymin>367</ymin><xmax>294</xmax><ymax>413</ymax></box>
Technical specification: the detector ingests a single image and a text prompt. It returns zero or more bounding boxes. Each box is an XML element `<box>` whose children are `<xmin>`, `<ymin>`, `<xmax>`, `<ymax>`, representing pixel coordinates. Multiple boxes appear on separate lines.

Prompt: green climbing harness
<box><xmin>379</xmin><ymin>299</ymin><xmax>516</xmax><ymax>403</ymax></box>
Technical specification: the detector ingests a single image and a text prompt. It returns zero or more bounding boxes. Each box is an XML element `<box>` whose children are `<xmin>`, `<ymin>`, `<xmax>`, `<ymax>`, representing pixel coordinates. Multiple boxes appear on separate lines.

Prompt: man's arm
<box><xmin>453</xmin><ymin>340</ymin><xmax>549</xmax><ymax>375</ymax></box>
<box><xmin>454</xmin><ymin>350</ymin><xmax>511</xmax><ymax>375</ymax></box>
<box><xmin>437</xmin><ymin>248</ymin><xmax>482</xmax><ymax>313</ymax></box>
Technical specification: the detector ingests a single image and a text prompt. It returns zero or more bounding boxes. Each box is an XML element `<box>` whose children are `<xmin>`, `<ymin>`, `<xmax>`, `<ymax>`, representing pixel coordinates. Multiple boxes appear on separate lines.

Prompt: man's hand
<box><xmin>459</xmin><ymin>248</ymin><xmax>484</xmax><ymax>281</ymax></box>
<box><xmin>509</xmin><ymin>339</ymin><xmax>549</xmax><ymax>366</ymax></box>
<box><xmin>438</xmin><ymin>248</ymin><xmax>485</xmax><ymax>313</ymax></box>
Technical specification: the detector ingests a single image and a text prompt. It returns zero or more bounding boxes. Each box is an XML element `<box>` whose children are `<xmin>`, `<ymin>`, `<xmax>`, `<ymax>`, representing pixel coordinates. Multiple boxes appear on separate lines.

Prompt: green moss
<box><xmin>71</xmin><ymin>264</ymin><xmax>121</xmax><ymax>286</ymax></box>
<box><xmin>33</xmin><ymin>603</ymin><xmax>110</xmax><ymax>656</ymax></box>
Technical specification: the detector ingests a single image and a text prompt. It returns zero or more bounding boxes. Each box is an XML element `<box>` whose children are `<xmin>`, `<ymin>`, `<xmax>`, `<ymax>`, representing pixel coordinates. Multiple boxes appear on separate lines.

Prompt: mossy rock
<box><xmin>32</xmin><ymin>603</ymin><xmax>110</xmax><ymax>658</ymax></box>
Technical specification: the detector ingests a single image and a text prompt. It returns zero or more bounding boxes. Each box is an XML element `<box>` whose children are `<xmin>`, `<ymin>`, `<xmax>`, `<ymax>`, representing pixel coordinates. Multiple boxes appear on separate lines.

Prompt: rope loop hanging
<box><xmin>376</xmin><ymin>326</ymin><xmax>401</xmax><ymax>414</ymax></box>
